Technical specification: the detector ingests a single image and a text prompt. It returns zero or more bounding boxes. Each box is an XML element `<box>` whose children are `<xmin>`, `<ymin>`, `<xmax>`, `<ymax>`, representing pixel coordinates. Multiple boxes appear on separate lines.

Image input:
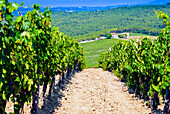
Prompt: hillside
<box><xmin>51</xmin><ymin>5</ymin><xmax>170</xmax><ymax>40</ymax></box>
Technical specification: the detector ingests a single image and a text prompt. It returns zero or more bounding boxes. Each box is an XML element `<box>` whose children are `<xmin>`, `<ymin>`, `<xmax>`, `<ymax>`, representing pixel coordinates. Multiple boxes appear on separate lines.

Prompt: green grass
<box><xmin>129</xmin><ymin>33</ymin><xmax>152</xmax><ymax>36</ymax></box>
<box><xmin>80</xmin><ymin>38</ymin><xmax>120</xmax><ymax>68</ymax></box>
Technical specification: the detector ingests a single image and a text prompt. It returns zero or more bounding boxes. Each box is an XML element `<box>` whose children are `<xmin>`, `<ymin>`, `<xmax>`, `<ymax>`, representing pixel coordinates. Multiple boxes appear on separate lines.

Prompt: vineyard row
<box><xmin>98</xmin><ymin>11</ymin><xmax>170</xmax><ymax>113</ymax></box>
<box><xmin>0</xmin><ymin>1</ymin><xmax>86</xmax><ymax>113</ymax></box>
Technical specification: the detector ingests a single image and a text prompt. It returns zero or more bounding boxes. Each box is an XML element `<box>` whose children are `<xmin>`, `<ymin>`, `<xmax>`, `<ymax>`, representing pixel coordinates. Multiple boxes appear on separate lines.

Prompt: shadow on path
<box><xmin>39</xmin><ymin>71</ymin><xmax>78</xmax><ymax>114</ymax></box>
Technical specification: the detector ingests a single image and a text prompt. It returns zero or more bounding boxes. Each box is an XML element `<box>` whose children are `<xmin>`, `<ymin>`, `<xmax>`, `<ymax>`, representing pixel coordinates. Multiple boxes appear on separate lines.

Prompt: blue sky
<box><xmin>8</xmin><ymin>0</ymin><xmax>155</xmax><ymax>7</ymax></box>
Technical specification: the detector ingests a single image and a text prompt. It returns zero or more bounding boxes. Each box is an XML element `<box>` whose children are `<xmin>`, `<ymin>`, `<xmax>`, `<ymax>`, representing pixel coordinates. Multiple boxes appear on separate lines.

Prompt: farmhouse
<box><xmin>110</xmin><ymin>33</ymin><xmax>119</xmax><ymax>38</ymax></box>
<box><xmin>110</xmin><ymin>32</ymin><xmax>129</xmax><ymax>39</ymax></box>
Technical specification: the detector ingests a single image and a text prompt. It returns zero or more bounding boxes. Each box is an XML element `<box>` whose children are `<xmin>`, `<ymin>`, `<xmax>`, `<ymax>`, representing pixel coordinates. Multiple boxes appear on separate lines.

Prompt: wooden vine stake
<box><xmin>163</xmin><ymin>86</ymin><xmax>169</xmax><ymax>114</ymax></box>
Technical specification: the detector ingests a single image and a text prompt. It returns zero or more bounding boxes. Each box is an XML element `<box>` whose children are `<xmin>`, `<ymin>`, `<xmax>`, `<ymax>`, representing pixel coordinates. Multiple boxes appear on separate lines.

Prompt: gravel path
<box><xmin>5</xmin><ymin>68</ymin><xmax>153</xmax><ymax>114</ymax></box>
<box><xmin>41</xmin><ymin>68</ymin><xmax>151</xmax><ymax>114</ymax></box>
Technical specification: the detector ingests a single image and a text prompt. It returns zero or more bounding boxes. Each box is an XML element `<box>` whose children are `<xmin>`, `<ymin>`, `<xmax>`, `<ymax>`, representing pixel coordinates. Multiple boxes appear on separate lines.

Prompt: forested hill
<box><xmin>51</xmin><ymin>5</ymin><xmax>170</xmax><ymax>41</ymax></box>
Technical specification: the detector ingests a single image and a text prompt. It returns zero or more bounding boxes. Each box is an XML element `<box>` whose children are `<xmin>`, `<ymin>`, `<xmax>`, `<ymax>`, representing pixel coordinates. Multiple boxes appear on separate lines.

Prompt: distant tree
<box><xmin>97</xmin><ymin>36</ymin><xmax>100</xmax><ymax>38</ymax></box>
<box><xmin>104</xmin><ymin>33</ymin><xmax>108</xmax><ymax>37</ymax></box>
<box><xmin>118</xmin><ymin>34</ymin><xmax>127</xmax><ymax>38</ymax></box>
<box><xmin>91</xmin><ymin>36</ymin><xmax>96</xmax><ymax>40</ymax></box>
<box><xmin>86</xmin><ymin>38</ymin><xmax>90</xmax><ymax>40</ymax></box>
<box><xmin>106</xmin><ymin>34</ymin><xmax>112</xmax><ymax>39</ymax></box>
<box><xmin>118</xmin><ymin>34</ymin><xmax>123</xmax><ymax>38</ymax></box>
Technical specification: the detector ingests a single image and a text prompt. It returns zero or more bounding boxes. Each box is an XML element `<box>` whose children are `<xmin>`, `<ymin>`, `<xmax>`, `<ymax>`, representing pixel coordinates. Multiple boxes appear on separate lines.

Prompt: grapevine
<box><xmin>0</xmin><ymin>0</ymin><xmax>86</xmax><ymax>113</ymax></box>
<box><xmin>98</xmin><ymin>11</ymin><xmax>170</xmax><ymax>112</ymax></box>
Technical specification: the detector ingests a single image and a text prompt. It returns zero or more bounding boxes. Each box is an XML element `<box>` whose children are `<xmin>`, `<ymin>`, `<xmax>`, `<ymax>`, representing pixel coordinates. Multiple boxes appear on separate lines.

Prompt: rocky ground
<box><xmin>40</xmin><ymin>68</ymin><xmax>153</xmax><ymax>114</ymax></box>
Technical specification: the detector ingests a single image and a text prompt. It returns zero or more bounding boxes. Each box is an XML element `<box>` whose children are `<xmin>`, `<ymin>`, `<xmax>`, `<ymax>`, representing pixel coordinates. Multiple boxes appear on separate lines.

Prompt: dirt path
<box><xmin>40</xmin><ymin>68</ymin><xmax>151</xmax><ymax>114</ymax></box>
<box><xmin>5</xmin><ymin>68</ymin><xmax>153</xmax><ymax>114</ymax></box>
